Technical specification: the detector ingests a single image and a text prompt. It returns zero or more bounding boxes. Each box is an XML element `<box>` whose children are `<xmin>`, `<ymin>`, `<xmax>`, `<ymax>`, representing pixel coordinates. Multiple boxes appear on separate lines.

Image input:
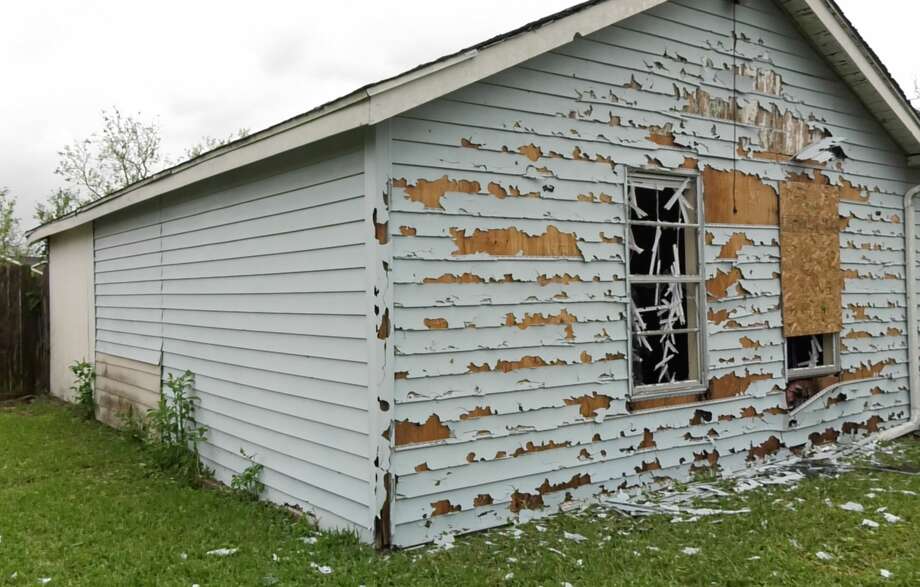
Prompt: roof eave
<box><xmin>27</xmin><ymin>0</ymin><xmax>667</xmax><ymax>244</ymax></box>
<box><xmin>783</xmin><ymin>0</ymin><xmax>920</xmax><ymax>164</ymax></box>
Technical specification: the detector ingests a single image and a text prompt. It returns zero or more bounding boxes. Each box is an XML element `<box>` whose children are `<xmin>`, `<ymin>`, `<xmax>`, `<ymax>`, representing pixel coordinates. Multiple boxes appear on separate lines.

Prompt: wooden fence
<box><xmin>0</xmin><ymin>263</ymin><xmax>48</xmax><ymax>399</ymax></box>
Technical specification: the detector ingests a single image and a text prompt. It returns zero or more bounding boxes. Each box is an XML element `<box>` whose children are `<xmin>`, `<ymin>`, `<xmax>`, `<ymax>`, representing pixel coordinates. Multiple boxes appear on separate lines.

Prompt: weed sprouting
<box><xmin>230</xmin><ymin>448</ymin><xmax>265</xmax><ymax>500</ymax></box>
<box><xmin>147</xmin><ymin>370</ymin><xmax>209</xmax><ymax>484</ymax></box>
<box><xmin>69</xmin><ymin>360</ymin><xmax>95</xmax><ymax>420</ymax></box>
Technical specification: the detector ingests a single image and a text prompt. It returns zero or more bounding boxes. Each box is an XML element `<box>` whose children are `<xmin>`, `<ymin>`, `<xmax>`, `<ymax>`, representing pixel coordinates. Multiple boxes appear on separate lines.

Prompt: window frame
<box><xmin>624</xmin><ymin>169</ymin><xmax>709</xmax><ymax>401</ymax></box>
<box><xmin>785</xmin><ymin>333</ymin><xmax>841</xmax><ymax>381</ymax></box>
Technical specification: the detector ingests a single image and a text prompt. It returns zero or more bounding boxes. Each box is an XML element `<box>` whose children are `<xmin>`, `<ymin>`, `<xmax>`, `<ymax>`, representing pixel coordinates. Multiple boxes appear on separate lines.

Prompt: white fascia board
<box><xmin>28</xmin><ymin>0</ymin><xmax>666</xmax><ymax>244</ymax></box>
<box><xmin>802</xmin><ymin>0</ymin><xmax>920</xmax><ymax>156</ymax></box>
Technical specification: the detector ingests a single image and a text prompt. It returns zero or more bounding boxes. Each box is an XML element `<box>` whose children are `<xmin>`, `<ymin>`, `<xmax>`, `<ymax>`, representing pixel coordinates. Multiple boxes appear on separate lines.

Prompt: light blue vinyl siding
<box><xmin>93</xmin><ymin>139</ymin><xmax>374</xmax><ymax>537</ymax></box>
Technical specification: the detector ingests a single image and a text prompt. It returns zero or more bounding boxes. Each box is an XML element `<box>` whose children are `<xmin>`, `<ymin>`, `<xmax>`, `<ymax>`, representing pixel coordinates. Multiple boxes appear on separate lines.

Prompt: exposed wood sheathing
<box><xmin>386</xmin><ymin>0</ymin><xmax>917</xmax><ymax>547</ymax></box>
<box><xmin>780</xmin><ymin>182</ymin><xmax>843</xmax><ymax>336</ymax></box>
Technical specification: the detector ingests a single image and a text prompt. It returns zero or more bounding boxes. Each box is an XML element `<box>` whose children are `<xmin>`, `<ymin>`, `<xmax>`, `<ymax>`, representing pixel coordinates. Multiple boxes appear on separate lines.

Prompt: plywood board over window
<box><xmin>779</xmin><ymin>182</ymin><xmax>842</xmax><ymax>337</ymax></box>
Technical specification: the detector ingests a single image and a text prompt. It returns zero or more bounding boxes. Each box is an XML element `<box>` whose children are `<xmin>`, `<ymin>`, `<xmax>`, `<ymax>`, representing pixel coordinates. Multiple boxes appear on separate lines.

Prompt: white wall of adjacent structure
<box><xmin>48</xmin><ymin>223</ymin><xmax>95</xmax><ymax>401</ymax></box>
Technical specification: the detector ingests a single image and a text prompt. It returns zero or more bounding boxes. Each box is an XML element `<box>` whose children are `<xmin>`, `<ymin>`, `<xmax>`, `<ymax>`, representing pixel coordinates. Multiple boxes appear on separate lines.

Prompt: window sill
<box><xmin>631</xmin><ymin>382</ymin><xmax>707</xmax><ymax>402</ymax></box>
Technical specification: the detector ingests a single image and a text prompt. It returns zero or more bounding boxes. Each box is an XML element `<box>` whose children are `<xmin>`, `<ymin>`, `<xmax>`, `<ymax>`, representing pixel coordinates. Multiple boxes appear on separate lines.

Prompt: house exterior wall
<box><xmin>91</xmin><ymin>135</ymin><xmax>376</xmax><ymax>540</ymax></box>
<box><xmin>48</xmin><ymin>223</ymin><xmax>95</xmax><ymax>400</ymax></box>
<box><xmin>386</xmin><ymin>0</ymin><xmax>920</xmax><ymax>546</ymax></box>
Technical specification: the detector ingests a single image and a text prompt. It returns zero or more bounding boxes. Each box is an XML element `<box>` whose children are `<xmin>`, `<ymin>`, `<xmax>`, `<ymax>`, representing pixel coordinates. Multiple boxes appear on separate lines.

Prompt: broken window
<box><xmin>785</xmin><ymin>333</ymin><xmax>840</xmax><ymax>409</ymax></box>
<box><xmin>786</xmin><ymin>334</ymin><xmax>838</xmax><ymax>379</ymax></box>
<box><xmin>627</xmin><ymin>172</ymin><xmax>706</xmax><ymax>399</ymax></box>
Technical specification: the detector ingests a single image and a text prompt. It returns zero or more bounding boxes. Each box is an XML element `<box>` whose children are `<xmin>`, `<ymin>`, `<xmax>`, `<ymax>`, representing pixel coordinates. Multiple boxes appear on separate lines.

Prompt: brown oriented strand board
<box><xmin>780</xmin><ymin>182</ymin><xmax>843</xmax><ymax>337</ymax></box>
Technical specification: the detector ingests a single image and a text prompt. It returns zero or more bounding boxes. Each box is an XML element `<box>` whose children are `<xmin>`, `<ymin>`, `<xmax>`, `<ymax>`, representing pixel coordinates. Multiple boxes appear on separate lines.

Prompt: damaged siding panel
<box><xmin>94</xmin><ymin>139</ymin><xmax>375</xmax><ymax>536</ymax></box>
<box><xmin>388</xmin><ymin>0</ymin><xmax>918</xmax><ymax>547</ymax></box>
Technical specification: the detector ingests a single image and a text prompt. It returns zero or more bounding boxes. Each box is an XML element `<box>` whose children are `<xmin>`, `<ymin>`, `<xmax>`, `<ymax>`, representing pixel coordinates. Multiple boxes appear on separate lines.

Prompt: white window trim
<box><xmin>625</xmin><ymin>169</ymin><xmax>709</xmax><ymax>400</ymax></box>
<box><xmin>786</xmin><ymin>333</ymin><xmax>841</xmax><ymax>381</ymax></box>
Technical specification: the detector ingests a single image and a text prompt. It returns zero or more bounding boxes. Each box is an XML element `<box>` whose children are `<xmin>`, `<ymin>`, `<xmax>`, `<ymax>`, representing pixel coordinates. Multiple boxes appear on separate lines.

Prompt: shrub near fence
<box><xmin>0</xmin><ymin>262</ymin><xmax>48</xmax><ymax>399</ymax></box>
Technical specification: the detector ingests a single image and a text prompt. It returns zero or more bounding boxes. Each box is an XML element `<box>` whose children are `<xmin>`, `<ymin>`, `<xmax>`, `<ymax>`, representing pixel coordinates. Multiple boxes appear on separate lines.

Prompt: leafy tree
<box><xmin>34</xmin><ymin>187</ymin><xmax>84</xmax><ymax>225</ymax></box>
<box><xmin>55</xmin><ymin>107</ymin><xmax>164</xmax><ymax>201</ymax></box>
<box><xmin>34</xmin><ymin>109</ymin><xmax>247</xmax><ymax>235</ymax></box>
<box><xmin>182</xmin><ymin>128</ymin><xmax>250</xmax><ymax>161</ymax></box>
<box><xmin>0</xmin><ymin>187</ymin><xmax>23</xmax><ymax>259</ymax></box>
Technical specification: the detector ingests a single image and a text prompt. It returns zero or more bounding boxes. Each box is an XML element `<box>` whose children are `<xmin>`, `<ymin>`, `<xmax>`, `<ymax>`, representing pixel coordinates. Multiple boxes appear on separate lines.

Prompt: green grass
<box><xmin>2</xmin><ymin>398</ymin><xmax>919</xmax><ymax>586</ymax></box>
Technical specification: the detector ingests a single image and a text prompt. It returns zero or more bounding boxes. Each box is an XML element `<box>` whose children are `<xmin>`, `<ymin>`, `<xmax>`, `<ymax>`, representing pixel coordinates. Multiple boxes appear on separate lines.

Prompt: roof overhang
<box><xmin>27</xmin><ymin>0</ymin><xmax>920</xmax><ymax>243</ymax></box>
<box><xmin>781</xmin><ymin>0</ymin><xmax>920</xmax><ymax>160</ymax></box>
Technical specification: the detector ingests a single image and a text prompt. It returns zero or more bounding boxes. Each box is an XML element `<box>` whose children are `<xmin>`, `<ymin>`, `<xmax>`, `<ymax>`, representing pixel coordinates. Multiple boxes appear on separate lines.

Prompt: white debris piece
<box><xmin>432</xmin><ymin>533</ymin><xmax>456</xmax><ymax>551</ymax></box>
<box><xmin>535</xmin><ymin>525</ymin><xmax>547</xmax><ymax>533</ymax></box>
<box><xmin>504</xmin><ymin>572</ymin><xmax>514</xmax><ymax>581</ymax></box>
<box><xmin>38</xmin><ymin>579</ymin><xmax>51</xmax><ymax>585</ymax></box>
<box><xmin>206</xmin><ymin>548</ymin><xmax>238</xmax><ymax>557</ymax></box>
<box><xmin>681</xmin><ymin>547</ymin><xmax>700</xmax><ymax>556</ymax></box>
<box><xmin>840</xmin><ymin>502</ymin><xmax>865</xmax><ymax>513</ymax></box>
<box><xmin>563</xmin><ymin>583</ymin><xmax>574</xmax><ymax>587</ymax></box>
<box><xmin>563</xmin><ymin>531</ymin><xmax>587</xmax><ymax>543</ymax></box>
<box><xmin>881</xmin><ymin>569</ymin><xmax>893</xmax><ymax>579</ymax></box>
<box><xmin>547</xmin><ymin>547</ymin><xmax>566</xmax><ymax>557</ymax></box>
<box><xmin>179</xmin><ymin>552</ymin><xmax>188</xmax><ymax>560</ymax></box>
<box><xmin>794</xmin><ymin>136</ymin><xmax>847</xmax><ymax>163</ymax></box>
<box><xmin>748</xmin><ymin>556</ymin><xmax>761</xmax><ymax>561</ymax></box>
<box><xmin>882</xmin><ymin>512</ymin><xmax>902</xmax><ymax>524</ymax></box>
<box><xmin>861</xmin><ymin>519</ymin><xmax>880</xmax><ymax>529</ymax></box>
<box><xmin>301</xmin><ymin>536</ymin><xmax>318</xmax><ymax>545</ymax></box>
<box><xmin>815</xmin><ymin>551</ymin><xmax>834</xmax><ymax>561</ymax></box>
<box><xmin>507</xmin><ymin>557</ymin><xmax>518</xmax><ymax>564</ymax></box>
<box><xmin>309</xmin><ymin>562</ymin><xmax>333</xmax><ymax>575</ymax></box>
<box><xmin>511</xmin><ymin>528</ymin><xmax>524</xmax><ymax>540</ymax></box>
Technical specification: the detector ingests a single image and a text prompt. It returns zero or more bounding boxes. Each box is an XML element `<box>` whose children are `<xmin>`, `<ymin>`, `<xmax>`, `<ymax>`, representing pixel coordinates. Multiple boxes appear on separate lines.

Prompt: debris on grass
<box><xmin>881</xmin><ymin>569</ymin><xmax>893</xmax><ymax>579</ymax></box>
<box><xmin>861</xmin><ymin>519</ymin><xmax>880</xmax><ymax>529</ymax></box>
<box><xmin>309</xmin><ymin>562</ymin><xmax>333</xmax><ymax>575</ymax></box>
<box><xmin>563</xmin><ymin>531</ymin><xmax>587</xmax><ymax>543</ymax></box>
<box><xmin>432</xmin><ymin>533</ymin><xmax>456</xmax><ymax>551</ymax></box>
<box><xmin>840</xmin><ymin>502</ymin><xmax>865</xmax><ymax>513</ymax></box>
<box><xmin>206</xmin><ymin>548</ymin><xmax>239</xmax><ymax>557</ymax></box>
<box><xmin>815</xmin><ymin>551</ymin><xmax>834</xmax><ymax>561</ymax></box>
<box><xmin>681</xmin><ymin>547</ymin><xmax>700</xmax><ymax>556</ymax></box>
<box><xmin>882</xmin><ymin>512</ymin><xmax>902</xmax><ymax>524</ymax></box>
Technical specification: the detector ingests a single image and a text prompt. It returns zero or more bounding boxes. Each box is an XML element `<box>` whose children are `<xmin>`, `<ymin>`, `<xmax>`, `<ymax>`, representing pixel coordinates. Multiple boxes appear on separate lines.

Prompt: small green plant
<box><xmin>69</xmin><ymin>360</ymin><xmax>95</xmax><ymax>419</ymax></box>
<box><xmin>147</xmin><ymin>370</ymin><xmax>208</xmax><ymax>483</ymax></box>
<box><xmin>230</xmin><ymin>449</ymin><xmax>265</xmax><ymax>500</ymax></box>
<box><xmin>119</xmin><ymin>405</ymin><xmax>148</xmax><ymax>443</ymax></box>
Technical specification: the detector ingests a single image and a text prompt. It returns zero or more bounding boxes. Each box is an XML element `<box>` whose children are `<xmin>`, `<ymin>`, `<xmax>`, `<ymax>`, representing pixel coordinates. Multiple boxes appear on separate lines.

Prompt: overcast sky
<box><xmin>1</xmin><ymin>1</ymin><xmax>917</xmax><ymax>229</ymax></box>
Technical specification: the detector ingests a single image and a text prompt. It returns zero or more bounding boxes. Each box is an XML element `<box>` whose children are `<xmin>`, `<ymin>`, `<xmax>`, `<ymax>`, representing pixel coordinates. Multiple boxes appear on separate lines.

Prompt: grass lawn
<box><xmin>1</xmin><ymin>398</ymin><xmax>919</xmax><ymax>586</ymax></box>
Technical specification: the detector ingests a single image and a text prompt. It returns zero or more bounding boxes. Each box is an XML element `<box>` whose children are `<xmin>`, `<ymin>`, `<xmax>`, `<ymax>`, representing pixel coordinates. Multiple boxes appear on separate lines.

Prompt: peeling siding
<box><xmin>387</xmin><ymin>0</ymin><xmax>920</xmax><ymax>547</ymax></box>
<box><xmin>92</xmin><ymin>136</ymin><xmax>375</xmax><ymax>541</ymax></box>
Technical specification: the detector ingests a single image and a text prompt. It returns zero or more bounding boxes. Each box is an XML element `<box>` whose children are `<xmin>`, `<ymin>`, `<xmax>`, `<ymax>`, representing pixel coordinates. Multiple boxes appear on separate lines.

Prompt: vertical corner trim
<box><xmin>363</xmin><ymin>120</ymin><xmax>395</xmax><ymax>547</ymax></box>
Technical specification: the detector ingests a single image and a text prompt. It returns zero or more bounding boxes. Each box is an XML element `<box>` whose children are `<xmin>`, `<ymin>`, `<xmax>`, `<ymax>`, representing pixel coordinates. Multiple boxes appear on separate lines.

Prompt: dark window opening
<box><xmin>627</xmin><ymin>174</ymin><xmax>703</xmax><ymax>395</ymax></box>
<box><xmin>785</xmin><ymin>334</ymin><xmax>840</xmax><ymax>409</ymax></box>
